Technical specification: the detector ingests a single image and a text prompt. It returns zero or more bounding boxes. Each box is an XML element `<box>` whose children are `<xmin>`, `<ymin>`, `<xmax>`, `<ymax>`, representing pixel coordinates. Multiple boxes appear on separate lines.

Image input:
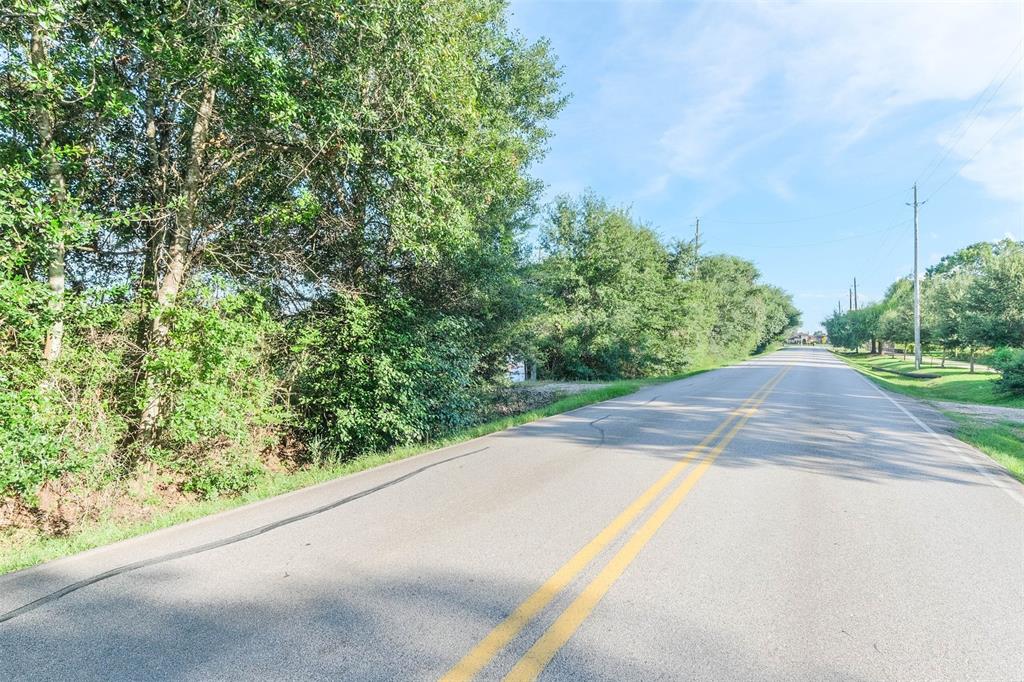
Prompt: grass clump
<box><xmin>947</xmin><ymin>415</ymin><xmax>1024</xmax><ymax>484</ymax></box>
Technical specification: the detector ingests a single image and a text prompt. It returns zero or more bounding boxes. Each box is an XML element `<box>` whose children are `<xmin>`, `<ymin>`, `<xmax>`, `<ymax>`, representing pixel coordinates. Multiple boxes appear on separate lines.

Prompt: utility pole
<box><xmin>908</xmin><ymin>184</ymin><xmax>922</xmax><ymax>369</ymax></box>
<box><xmin>838</xmin><ymin>299</ymin><xmax>842</xmax><ymax>315</ymax></box>
<box><xmin>692</xmin><ymin>217</ymin><xmax>700</xmax><ymax>275</ymax></box>
<box><xmin>849</xmin><ymin>288</ymin><xmax>853</xmax><ymax>313</ymax></box>
<box><xmin>853</xmin><ymin>277</ymin><xmax>858</xmax><ymax>310</ymax></box>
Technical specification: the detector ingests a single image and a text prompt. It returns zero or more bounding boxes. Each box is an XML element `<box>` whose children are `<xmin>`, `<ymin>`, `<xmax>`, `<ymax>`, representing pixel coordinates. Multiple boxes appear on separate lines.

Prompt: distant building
<box><xmin>787</xmin><ymin>332</ymin><xmax>813</xmax><ymax>345</ymax></box>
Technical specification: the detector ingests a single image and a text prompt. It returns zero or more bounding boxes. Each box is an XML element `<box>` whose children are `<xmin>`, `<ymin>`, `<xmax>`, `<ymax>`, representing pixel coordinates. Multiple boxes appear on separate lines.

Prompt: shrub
<box><xmin>991</xmin><ymin>347</ymin><xmax>1024</xmax><ymax>397</ymax></box>
<box><xmin>144</xmin><ymin>288</ymin><xmax>286</xmax><ymax>449</ymax></box>
<box><xmin>0</xmin><ymin>284</ymin><xmax>287</xmax><ymax>501</ymax></box>
<box><xmin>291</xmin><ymin>296</ymin><xmax>481</xmax><ymax>457</ymax></box>
<box><xmin>0</xmin><ymin>283</ymin><xmax>128</xmax><ymax>499</ymax></box>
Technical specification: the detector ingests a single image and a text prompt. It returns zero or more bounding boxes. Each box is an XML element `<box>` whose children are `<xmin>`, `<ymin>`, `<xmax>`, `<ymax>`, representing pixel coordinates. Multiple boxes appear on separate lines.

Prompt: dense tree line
<box><xmin>529</xmin><ymin>194</ymin><xmax>799</xmax><ymax>379</ymax></box>
<box><xmin>824</xmin><ymin>239</ymin><xmax>1024</xmax><ymax>394</ymax></box>
<box><xmin>1</xmin><ymin>1</ymin><xmax>797</xmax><ymax>504</ymax></box>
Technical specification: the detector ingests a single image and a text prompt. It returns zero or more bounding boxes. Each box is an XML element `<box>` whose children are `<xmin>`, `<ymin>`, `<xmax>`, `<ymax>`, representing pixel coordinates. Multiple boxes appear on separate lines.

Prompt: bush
<box><xmin>991</xmin><ymin>347</ymin><xmax>1024</xmax><ymax>396</ymax></box>
<box><xmin>144</xmin><ymin>288</ymin><xmax>286</xmax><ymax>449</ymax></box>
<box><xmin>0</xmin><ymin>284</ymin><xmax>286</xmax><ymax>501</ymax></box>
<box><xmin>292</xmin><ymin>296</ymin><xmax>481</xmax><ymax>457</ymax></box>
<box><xmin>0</xmin><ymin>285</ymin><xmax>128</xmax><ymax>499</ymax></box>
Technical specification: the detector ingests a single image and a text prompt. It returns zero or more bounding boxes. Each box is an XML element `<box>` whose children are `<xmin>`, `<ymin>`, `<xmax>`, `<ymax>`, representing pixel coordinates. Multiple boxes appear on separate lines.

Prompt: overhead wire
<box><xmin>922</xmin><ymin>107</ymin><xmax>1022</xmax><ymax>203</ymax></box>
<box><xmin>697</xmin><ymin>44</ymin><xmax>1021</xmax><ymax>272</ymax></box>
<box><xmin>724</xmin><ymin>219</ymin><xmax>909</xmax><ymax>250</ymax></box>
<box><xmin>700</xmin><ymin>188</ymin><xmax>905</xmax><ymax>226</ymax></box>
<box><xmin>916</xmin><ymin>43</ymin><xmax>1023</xmax><ymax>185</ymax></box>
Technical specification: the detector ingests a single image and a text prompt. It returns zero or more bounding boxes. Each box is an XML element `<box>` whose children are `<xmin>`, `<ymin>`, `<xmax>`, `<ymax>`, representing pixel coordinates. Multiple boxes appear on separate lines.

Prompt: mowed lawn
<box><xmin>838</xmin><ymin>353</ymin><xmax>1024</xmax><ymax>408</ymax></box>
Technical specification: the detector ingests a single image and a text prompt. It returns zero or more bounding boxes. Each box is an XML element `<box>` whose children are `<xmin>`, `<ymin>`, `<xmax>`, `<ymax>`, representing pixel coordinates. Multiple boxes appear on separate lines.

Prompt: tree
<box><xmin>532</xmin><ymin>193</ymin><xmax>677</xmax><ymax>378</ymax></box>
<box><xmin>965</xmin><ymin>240</ymin><xmax>1024</xmax><ymax>350</ymax></box>
<box><xmin>926</xmin><ymin>271</ymin><xmax>971</xmax><ymax>366</ymax></box>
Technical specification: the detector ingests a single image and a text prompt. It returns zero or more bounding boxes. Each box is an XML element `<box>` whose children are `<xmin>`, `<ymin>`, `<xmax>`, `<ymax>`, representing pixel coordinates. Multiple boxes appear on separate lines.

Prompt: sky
<box><xmin>507</xmin><ymin>0</ymin><xmax>1024</xmax><ymax>331</ymax></box>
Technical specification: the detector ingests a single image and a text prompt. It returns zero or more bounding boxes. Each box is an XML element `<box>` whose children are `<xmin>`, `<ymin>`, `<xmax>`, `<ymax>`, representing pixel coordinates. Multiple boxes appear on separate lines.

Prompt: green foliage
<box><xmin>530</xmin><ymin>194</ymin><xmax>799</xmax><ymax>380</ymax></box>
<box><xmin>143</xmin><ymin>289</ymin><xmax>285</xmax><ymax>448</ymax></box>
<box><xmin>825</xmin><ymin>240</ymin><xmax>1022</xmax><ymax>369</ymax></box>
<box><xmin>292</xmin><ymin>297</ymin><xmax>482</xmax><ymax>456</ymax></box>
<box><xmin>0</xmin><ymin>289</ymin><xmax>128</xmax><ymax>498</ymax></box>
<box><xmin>0</xmin><ymin>0</ymin><xmax>800</xmax><ymax>534</ymax></box>
<box><xmin>160</xmin><ymin>445</ymin><xmax>266</xmax><ymax>499</ymax></box>
<box><xmin>965</xmin><ymin>241</ymin><xmax>1024</xmax><ymax>349</ymax></box>
<box><xmin>991</xmin><ymin>348</ymin><xmax>1024</xmax><ymax>397</ymax></box>
<box><xmin>0</xmin><ymin>284</ymin><xmax>284</xmax><ymax>498</ymax></box>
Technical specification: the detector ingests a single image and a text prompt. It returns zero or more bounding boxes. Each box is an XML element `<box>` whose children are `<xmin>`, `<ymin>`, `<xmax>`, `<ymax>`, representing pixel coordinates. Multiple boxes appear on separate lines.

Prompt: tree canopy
<box><xmin>824</xmin><ymin>239</ymin><xmax>1024</xmax><ymax>392</ymax></box>
<box><xmin>1</xmin><ymin>1</ymin><xmax>798</xmax><ymax>508</ymax></box>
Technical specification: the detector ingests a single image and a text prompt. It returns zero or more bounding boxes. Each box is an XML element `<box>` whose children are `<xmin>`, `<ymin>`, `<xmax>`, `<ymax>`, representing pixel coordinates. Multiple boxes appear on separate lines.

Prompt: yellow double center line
<box><xmin>442</xmin><ymin>366</ymin><xmax>790</xmax><ymax>682</ymax></box>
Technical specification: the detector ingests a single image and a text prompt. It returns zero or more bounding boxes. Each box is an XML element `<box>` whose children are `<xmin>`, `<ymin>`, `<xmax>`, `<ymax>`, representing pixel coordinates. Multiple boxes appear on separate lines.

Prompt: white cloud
<box><xmin>604</xmin><ymin>1</ymin><xmax>1023</xmax><ymax>199</ymax></box>
<box><xmin>945</xmin><ymin>112</ymin><xmax>1024</xmax><ymax>201</ymax></box>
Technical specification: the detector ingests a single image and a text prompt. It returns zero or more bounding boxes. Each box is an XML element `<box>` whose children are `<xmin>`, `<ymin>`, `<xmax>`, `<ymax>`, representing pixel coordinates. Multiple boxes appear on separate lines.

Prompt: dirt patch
<box><xmin>930</xmin><ymin>400</ymin><xmax>1024</xmax><ymax>424</ymax></box>
<box><xmin>1</xmin><ymin>465</ymin><xmax>198</xmax><ymax>539</ymax></box>
<box><xmin>0</xmin><ymin>428</ymin><xmax>303</xmax><ymax>543</ymax></box>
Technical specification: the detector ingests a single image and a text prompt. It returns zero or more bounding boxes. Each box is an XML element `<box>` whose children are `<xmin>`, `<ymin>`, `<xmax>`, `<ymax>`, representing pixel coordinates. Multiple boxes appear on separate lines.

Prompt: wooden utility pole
<box><xmin>853</xmin><ymin>277</ymin><xmax>858</xmax><ymax>310</ymax></box>
<box><xmin>908</xmin><ymin>184</ymin><xmax>922</xmax><ymax>369</ymax></box>
<box><xmin>849</xmin><ymin>288</ymin><xmax>853</xmax><ymax>313</ymax></box>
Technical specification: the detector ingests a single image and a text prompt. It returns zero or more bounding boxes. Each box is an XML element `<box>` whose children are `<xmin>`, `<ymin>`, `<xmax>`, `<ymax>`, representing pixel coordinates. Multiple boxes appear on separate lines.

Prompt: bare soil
<box><xmin>930</xmin><ymin>400</ymin><xmax>1024</xmax><ymax>424</ymax></box>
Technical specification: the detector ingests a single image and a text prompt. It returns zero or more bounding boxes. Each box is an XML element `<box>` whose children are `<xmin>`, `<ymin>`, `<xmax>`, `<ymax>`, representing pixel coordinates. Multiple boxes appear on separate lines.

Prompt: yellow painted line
<box><xmin>439</xmin><ymin>369</ymin><xmax>785</xmax><ymax>682</ymax></box>
<box><xmin>503</xmin><ymin>366</ymin><xmax>790</xmax><ymax>682</ymax></box>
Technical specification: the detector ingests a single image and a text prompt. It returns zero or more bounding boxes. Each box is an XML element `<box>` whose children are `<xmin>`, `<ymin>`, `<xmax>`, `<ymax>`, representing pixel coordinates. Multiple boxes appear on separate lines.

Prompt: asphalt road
<box><xmin>1</xmin><ymin>347</ymin><xmax>1022</xmax><ymax>681</ymax></box>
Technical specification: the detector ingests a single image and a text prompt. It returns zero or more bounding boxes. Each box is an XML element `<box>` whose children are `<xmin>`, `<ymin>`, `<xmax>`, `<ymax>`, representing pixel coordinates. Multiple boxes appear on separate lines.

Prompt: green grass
<box><xmin>947</xmin><ymin>414</ymin><xmax>1024</xmax><ymax>484</ymax></box>
<box><xmin>833</xmin><ymin>352</ymin><xmax>1024</xmax><ymax>408</ymax></box>
<box><xmin>0</xmin><ymin>368</ymin><xmax>711</xmax><ymax>576</ymax></box>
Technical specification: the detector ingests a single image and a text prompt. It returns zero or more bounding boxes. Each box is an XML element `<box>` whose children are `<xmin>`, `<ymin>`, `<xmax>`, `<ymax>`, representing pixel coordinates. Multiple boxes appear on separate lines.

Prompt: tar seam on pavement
<box><xmin>0</xmin><ymin>446</ymin><xmax>491</xmax><ymax>625</ymax></box>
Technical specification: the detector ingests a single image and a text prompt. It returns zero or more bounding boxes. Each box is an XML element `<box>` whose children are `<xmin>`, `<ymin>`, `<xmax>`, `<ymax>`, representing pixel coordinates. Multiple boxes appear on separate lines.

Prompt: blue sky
<box><xmin>508</xmin><ymin>0</ymin><xmax>1024</xmax><ymax>331</ymax></box>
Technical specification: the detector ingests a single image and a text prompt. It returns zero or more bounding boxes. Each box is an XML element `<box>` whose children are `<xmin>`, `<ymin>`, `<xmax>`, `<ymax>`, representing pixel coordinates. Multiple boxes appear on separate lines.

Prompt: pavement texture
<box><xmin>1</xmin><ymin>347</ymin><xmax>1021</xmax><ymax>681</ymax></box>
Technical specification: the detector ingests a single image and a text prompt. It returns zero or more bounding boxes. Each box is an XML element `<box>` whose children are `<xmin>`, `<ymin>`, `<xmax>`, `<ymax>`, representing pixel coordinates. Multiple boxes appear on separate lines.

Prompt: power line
<box><xmin>701</xmin><ymin>189</ymin><xmax>905</xmax><ymax>226</ymax></box>
<box><xmin>923</xmin><ymin>107</ymin><xmax>1023</xmax><ymax>203</ymax></box>
<box><xmin>917</xmin><ymin>44</ymin><xmax>1023</xmax><ymax>186</ymax></box>
<box><xmin>724</xmin><ymin>220</ymin><xmax>909</xmax><ymax>250</ymax></box>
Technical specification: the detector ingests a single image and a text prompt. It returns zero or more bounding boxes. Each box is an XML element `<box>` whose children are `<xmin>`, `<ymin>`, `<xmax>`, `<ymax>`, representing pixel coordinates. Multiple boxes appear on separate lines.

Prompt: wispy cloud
<box><xmin>599</xmin><ymin>1</ymin><xmax>1023</xmax><ymax>199</ymax></box>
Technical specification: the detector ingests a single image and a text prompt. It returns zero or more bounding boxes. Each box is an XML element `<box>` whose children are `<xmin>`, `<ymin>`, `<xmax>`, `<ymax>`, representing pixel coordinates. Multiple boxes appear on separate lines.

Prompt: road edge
<box><xmin>830</xmin><ymin>348</ymin><xmax>1024</xmax><ymax>497</ymax></box>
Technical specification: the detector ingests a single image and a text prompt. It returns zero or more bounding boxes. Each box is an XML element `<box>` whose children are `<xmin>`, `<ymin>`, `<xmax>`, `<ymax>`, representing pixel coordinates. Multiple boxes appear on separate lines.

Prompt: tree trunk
<box><xmin>969</xmin><ymin>349</ymin><xmax>975</xmax><ymax>374</ymax></box>
<box><xmin>31</xmin><ymin>27</ymin><xmax>67</xmax><ymax>364</ymax></box>
<box><xmin>137</xmin><ymin>95</ymin><xmax>164</xmax><ymax>349</ymax></box>
<box><xmin>138</xmin><ymin>83</ymin><xmax>216</xmax><ymax>441</ymax></box>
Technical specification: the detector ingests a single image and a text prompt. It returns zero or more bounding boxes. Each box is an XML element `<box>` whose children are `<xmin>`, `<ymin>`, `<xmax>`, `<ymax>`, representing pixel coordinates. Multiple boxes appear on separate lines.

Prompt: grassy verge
<box><xmin>1</xmin><ymin>368</ymin><xmax>710</xmax><ymax>576</ymax></box>
<box><xmin>946</xmin><ymin>414</ymin><xmax>1024</xmax><ymax>483</ymax></box>
<box><xmin>832</xmin><ymin>352</ymin><xmax>1024</xmax><ymax>408</ymax></box>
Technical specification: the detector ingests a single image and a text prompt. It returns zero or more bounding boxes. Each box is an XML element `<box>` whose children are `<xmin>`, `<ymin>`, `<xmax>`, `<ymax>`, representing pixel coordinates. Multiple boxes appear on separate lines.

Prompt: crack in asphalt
<box><xmin>589</xmin><ymin>415</ymin><xmax>610</xmax><ymax>446</ymax></box>
<box><xmin>0</xmin><ymin>446</ymin><xmax>490</xmax><ymax>625</ymax></box>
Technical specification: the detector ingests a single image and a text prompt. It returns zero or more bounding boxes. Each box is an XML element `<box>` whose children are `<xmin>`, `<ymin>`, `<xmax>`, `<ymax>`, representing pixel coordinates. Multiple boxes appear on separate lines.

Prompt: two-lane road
<box><xmin>2</xmin><ymin>347</ymin><xmax>1022</xmax><ymax>680</ymax></box>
